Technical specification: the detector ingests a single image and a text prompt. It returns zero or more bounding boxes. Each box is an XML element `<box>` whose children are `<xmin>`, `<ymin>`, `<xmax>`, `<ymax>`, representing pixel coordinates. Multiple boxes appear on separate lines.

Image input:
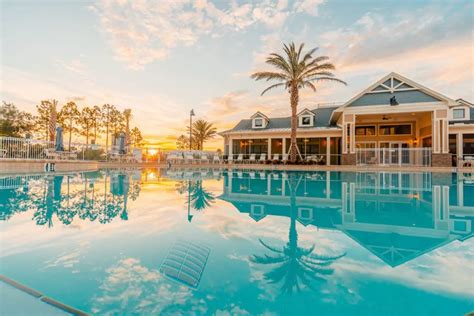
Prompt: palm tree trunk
<box><xmin>290</xmin><ymin>83</ymin><xmax>299</xmax><ymax>162</ymax></box>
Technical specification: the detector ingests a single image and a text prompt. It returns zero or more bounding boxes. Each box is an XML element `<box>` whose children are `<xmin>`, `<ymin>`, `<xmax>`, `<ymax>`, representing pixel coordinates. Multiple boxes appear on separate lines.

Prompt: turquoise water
<box><xmin>0</xmin><ymin>169</ymin><xmax>473</xmax><ymax>315</ymax></box>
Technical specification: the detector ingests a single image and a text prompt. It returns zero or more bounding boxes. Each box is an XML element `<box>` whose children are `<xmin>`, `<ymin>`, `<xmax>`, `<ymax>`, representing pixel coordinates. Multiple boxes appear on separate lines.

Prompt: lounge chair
<box><xmin>248</xmin><ymin>154</ymin><xmax>256</xmax><ymax>164</ymax></box>
<box><xmin>213</xmin><ymin>155</ymin><xmax>221</xmax><ymax>164</ymax></box>
<box><xmin>200</xmin><ymin>154</ymin><xmax>209</xmax><ymax>164</ymax></box>
<box><xmin>185</xmin><ymin>153</ymin><xmax>194</xmax><ymax>164</ymax></box>
<box><xmin>272</xmin><ymin>154</ymin><xmax>279</xmax><ymax>163</ymax></box>
<box><xmin>258</xmin><ymin>153</ymin><xmax>266</xmax><ymax>163</ymax></box>
<box><xmin>236</xmin><ymin>154</ymin><xmax>244</xmax><ymax>164</ymax></box>
<box><xmin>282</xmin><ymin>154</ymin><xmax>289</xmax><ymax>164</ymax></box>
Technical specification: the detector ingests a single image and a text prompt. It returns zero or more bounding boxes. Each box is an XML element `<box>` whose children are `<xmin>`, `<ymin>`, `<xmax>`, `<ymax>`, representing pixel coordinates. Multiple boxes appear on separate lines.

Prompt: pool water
<box><xmin>0</xmin><ymin>168</ymin><xmax>473</xmax><ymax>315</ymax></box>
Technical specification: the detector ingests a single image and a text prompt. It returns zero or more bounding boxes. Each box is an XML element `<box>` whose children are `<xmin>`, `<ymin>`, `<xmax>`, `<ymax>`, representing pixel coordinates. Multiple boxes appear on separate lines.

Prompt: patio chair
<box><xmin>185</xmin><ymin>153</ymin><xmax>194</xmax><ymax>164</ymax></box>
<box><xmin>213</xmin><ymin>155</ymin><xmax>221</xmax><ymax>164</ymax></box>
<box><xmin>462</xmin><ymin>156</ymin><xmax>473</xmax><ymax>168</ymax></box>
<box><xmin>282</xmin><ymin>154</ymin><xmax>289</xmax><ymax>164</ymax></box>
<box><xmin>200</xmin><ymin>154</ymin><xmax>209</xmax><ymax>164</ymax></box>
<box><xmin>272</xmin><ymin>154</ymin><xmax>279</xmax><ymax>162</ymax></box>
<box><xmin>44</xmin><ymin>148</ymin><xmax>60</xmax><ymax>160</ymax></box>
<box><xmin>248</xmin><ymin>154</ymin><xmax>256</xmax><ymax>164</ymax></box>
<box><xmin>258</xmin><ymin>153</ymin><xmax>266</xmax><ymax>163</ymax></box>
<box><xmin>236</xmin><ymin>154</ymin><xmax>244</xmax><ymax>164</ymax></box>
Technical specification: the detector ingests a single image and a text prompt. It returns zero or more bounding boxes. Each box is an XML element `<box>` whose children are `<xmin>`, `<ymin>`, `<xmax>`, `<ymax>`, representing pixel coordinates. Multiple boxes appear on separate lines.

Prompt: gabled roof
<box><xmin>250</xmin><ymin>111</ymin><xmax>269</xmax><ymax>120</ymax></box>
<box><xmin>341</xmin><ymin>72</ymin><xmax>458</xmax><ymax>108</ymax></box>
<box><xmin>297</xmin><ymin>108</ymin><xmax>315</xmax><ymax>116</ymax></box>
<box><xmin>221</xmin><ymin>106</ymin><xmax>339</xmax><ymax>134</ymax></box>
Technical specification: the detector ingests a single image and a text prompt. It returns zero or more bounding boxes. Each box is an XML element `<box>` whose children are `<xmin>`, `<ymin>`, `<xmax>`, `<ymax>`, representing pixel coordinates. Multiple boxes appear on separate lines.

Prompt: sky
<box><xmin>1</xmin><ymin>0</ymin><xmax>473</xmax><ymax>150</ymax></box>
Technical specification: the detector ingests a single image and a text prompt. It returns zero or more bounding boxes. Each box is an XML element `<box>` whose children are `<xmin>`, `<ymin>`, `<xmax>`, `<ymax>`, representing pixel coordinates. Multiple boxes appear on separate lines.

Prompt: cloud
<box><xmin>92</xmin><ymin>0</ymin><xmax>282</xmax><ymax>69</ymax></box>
<box><xmin>55</xmin><ymin>59</ymin><xmax>87</xmax><ymax>76</ymax></box>
<box><xmin>293</xmin><ymin>0</ymin><xmax>325</xmax><ymax>16</ymax></box>
<box><xmin>318</xmin><ymin>7</ymin><xmax>474</xmax><ymax>100</ymax></box>
<box><xmin>91</xmin><ymin>0</ymin><xmax>325</xmax><ymax>69</ymax></box>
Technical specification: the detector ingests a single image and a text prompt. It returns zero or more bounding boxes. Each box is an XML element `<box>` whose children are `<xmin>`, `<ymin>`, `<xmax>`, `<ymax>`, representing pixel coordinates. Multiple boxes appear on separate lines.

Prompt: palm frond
<box><xmin>259</xmin><ymin>238</ymin><xmax>284</xmax><ymax>253</ymax></box>
<box><xmin>251</xmin><ymin>71</ymin><xmax>288</xmax><ymax>82</ymax></box>
<box><xmin>260</xmin><ymin>83</ymin><xmax>286</xmax><ymax>96</ymax></box>
<box><xmin>307</xmin><ymin>76</ymin><xmax>347</xmax><ymax>86</ymax></box>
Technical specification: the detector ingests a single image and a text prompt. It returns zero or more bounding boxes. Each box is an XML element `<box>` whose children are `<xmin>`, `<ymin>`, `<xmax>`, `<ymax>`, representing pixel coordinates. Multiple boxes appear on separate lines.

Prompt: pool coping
<box><xmin>0</xmin><ymin>275</ymin><xmax>89</xmax><ymax>316</ymax></box>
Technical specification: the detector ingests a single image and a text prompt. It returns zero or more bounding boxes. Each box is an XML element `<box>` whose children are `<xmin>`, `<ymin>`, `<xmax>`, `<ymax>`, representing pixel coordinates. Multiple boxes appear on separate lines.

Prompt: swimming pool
<box><xmin>1</xmin><ymin>168</ymin><xmax>473</xmax><ymax>315</ymax></box>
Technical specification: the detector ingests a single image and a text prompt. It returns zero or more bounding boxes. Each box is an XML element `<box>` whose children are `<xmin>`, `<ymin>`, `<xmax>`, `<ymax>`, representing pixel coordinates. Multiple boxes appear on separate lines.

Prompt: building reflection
<box><xmin>0</xmin><ymin>170</ymin><xmax>142</xmax><ymax>226</ymax></box>
<box><xmin>219</xmin><ymin>170</ymin><xmax>473</xmax><ymax>267</ymax></box>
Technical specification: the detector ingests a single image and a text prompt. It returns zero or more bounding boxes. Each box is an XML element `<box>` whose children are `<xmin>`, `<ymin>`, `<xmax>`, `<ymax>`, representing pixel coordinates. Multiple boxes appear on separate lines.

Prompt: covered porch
<box><xmin>341</xmin><ymin>108</ymin><xmax>449</xmax><ymax>166</ymax></box>
<box><xmin>225</xmin><ymin>132</ymin><xmax>342</xmax><ymax>165</ymax></box>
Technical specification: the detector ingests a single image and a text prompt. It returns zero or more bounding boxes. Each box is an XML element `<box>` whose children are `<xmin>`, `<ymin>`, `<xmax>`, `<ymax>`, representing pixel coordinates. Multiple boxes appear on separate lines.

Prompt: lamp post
<box><xmin>189</xmin><ymin>109</ymin><xmax>195</xmax><ymax>151</ymax></box>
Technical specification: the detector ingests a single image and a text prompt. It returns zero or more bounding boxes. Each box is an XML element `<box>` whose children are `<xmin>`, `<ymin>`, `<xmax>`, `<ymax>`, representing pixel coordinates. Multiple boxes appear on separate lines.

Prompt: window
<box><xmin>301</xmin><ymin>116</ymin><xmax>311</xmax><ymax>126</ymax></box>
<box><xmin>355</xmin><ymin>126</ymin><xmax>376</xmax><ymax>136</ymax></box>
<box><xmin>453</xmin><ymin>108</ymin><xmax>465</xmax><ymax>119</ymax></box>
<box><xmin>254</xmin><ymin>118</ymin><xmax>263</xmax><ymax>127</ymax></box>
<box><xmin>299</xmin><ymin>115</ymin><xmax>313</xmax><ymax>127</ymax></box>
<box><xmin>379</xmin><ymin>124</ymin><xmax>412</xmax><ymax>135</ymax></box>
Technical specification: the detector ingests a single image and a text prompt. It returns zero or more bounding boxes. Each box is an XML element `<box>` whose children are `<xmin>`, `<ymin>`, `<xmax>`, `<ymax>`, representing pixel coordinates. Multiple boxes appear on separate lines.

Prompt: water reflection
<box><xmin>1</xmin><ymin>168</ymin><xmax>473</xmax><ymax>270</ymax></box>
<box><xmin>0</xmin><ymin>170</ymin><xmax>141</xmax><ymax>226</ymax></box>
<box><xmin>219</xmin><ymin>170</ymin><xmax>473</xmax><ymax>267</ymax></box>
<box><xmin>249</xmin><ymin>173</ymin><xmax>345</xmax><ymax>294</ymax></box>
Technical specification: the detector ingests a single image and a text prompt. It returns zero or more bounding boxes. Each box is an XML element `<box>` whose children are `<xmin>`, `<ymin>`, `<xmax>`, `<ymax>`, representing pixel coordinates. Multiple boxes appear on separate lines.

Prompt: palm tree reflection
<box><xmin>251</xmin><ymin>173</ymin><xmax>345</xmax><ymax>294</ymax></box>
<box><xmin>176</xmin><ymin>178</ymin><xmax>216</xmax><ymax>222</ymax></box>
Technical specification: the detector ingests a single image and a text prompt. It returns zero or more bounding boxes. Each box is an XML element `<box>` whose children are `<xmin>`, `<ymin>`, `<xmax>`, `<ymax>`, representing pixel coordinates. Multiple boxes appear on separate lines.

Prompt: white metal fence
<box><xmin>356</xmin><ymin>148</ymin><xmax>432</xmax><ymax>166</ymax></box>
<box><xmin>0</xmin><ymin>136</ymin><xmax>108</xmax><ymax>161</ymax></box>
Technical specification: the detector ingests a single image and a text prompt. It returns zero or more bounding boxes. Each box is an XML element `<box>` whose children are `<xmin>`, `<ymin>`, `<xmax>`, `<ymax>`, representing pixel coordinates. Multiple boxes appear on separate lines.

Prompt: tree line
<box><xmin>0</xmin><ymin>100</ymin><xmax>143</xmax><ymax>150</ymax></box>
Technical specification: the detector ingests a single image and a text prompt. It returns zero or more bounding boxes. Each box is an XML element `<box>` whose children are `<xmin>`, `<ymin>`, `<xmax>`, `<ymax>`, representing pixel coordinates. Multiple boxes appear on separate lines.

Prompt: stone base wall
<box><xmin>431</xmin><ymin>153</ymin><xmax>452</xmax><ymax>167</ymax></box>
<box><xmin>341</xmin><ymin>153</ymin><xmax>356</xmax><ymax>165</ymax></box>
<box><xmin>0</xmin><ymin>160</ymin><xmax>98</xmax><ymax>175</ymax></box>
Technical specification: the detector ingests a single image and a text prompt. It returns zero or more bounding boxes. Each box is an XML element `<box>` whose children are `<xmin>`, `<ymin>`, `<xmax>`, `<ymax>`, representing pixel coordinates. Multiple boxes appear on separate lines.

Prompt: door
<box><xmin>390</xmin><ymin>142</ymin><xmax>409</xmax><ymax>165</ymax></box>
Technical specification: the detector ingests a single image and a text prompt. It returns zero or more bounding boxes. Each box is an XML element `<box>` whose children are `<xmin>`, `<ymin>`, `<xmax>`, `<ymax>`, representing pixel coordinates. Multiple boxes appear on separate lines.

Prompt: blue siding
<box><xmin>348</xmin><ymin>90</ymin><xmax>441</xmax><ymax>107</ymax></box>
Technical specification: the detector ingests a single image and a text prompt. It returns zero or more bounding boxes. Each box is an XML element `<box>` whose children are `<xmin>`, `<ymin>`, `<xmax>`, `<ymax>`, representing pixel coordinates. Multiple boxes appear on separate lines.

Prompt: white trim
<box><xmin>450</xmin><ymin>107</ymin><xmax>469</xmax><ymax>121</ymax></box>
<box><xmin>338</xmin><ymin>72</ymin><xmax>458</xmax><ymax>111</ymax></box>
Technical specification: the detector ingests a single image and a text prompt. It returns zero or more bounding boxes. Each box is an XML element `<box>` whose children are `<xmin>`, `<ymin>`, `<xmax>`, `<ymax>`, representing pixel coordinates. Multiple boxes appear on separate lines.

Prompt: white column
<box><xmin>432</xmin><ymin>115</ymin><xmax>440</xmax><ymax>154</ymax></box>
<box><xmin>442</xmin><ymin>119</ymin><xmax>449</xmax><ymax>153</ymax></box>
<box><xmin>342</xmin><ymin>123</ymin><xmax>348</xmax><ymax>154</ymax></box>
<box><xmin>326</xmin><ymin>136</ymin><xmax>331</xmax><ymax>165</ymax></box>
<box><xmin>457</xmin><ymin>133</ymin><xmax>463</xmax><ymax>159</ymax></box>
<box><xmin>267</xmin><ymin>138</ymin><xmax>271</xmax><ymax>158</ymax></box>
<box><xmin>282</xmin><ymin>138</ymin><xmax>286</xmax><ymax>155</ymax></box>
<box><xmin>349</xmin><ymin>123</ymin><xmax>356</xmax><ymax>154</ymax></box>
<box><xmin>228</xmin><ymin>137</ymin><xmax>233</xmax><ymax>159</ymax></box>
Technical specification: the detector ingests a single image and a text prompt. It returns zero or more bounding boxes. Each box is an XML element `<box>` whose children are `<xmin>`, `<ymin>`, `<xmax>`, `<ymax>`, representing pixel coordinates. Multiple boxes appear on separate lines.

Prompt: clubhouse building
<box><xmin>220</xmin><ymin>73</ymin><xmax>473</xmax><ymax>167</ymax></box>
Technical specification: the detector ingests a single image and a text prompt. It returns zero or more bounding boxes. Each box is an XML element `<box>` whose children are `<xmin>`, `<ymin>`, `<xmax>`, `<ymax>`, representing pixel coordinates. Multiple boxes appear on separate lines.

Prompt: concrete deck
<box><xmin>1</xmin><ymin>159</ymin><xmax>472</xmax><ymax>174</ymax></box>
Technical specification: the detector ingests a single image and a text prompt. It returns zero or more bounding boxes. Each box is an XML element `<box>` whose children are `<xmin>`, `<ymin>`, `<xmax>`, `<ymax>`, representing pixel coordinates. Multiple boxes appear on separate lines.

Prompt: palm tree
<box><xmin>251</xmin><ymin>42</ymin><xmax>346</xmax><ymax>162</ymax></box>
<box><xmin>191</xmin><ymin>119</ymin><xmax>217</xmax><ymax>150</ymax></box>
<box><xmin>250</xmin><ymin>173</ymin><xmax>345</xmax><ymax>294</ymax></box>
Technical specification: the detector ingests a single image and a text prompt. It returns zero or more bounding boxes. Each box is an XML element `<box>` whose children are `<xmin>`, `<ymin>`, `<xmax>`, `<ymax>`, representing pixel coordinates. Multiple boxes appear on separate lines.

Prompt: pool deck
<box><xmin>1</xmin><ymin>159</ymin><xmax>473</xmax><ymax>174</ymax></box>
<box><xmin>0</xmin><ymin>275</ymin><xmax>88</xmax><ymax>316</ymax></box>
